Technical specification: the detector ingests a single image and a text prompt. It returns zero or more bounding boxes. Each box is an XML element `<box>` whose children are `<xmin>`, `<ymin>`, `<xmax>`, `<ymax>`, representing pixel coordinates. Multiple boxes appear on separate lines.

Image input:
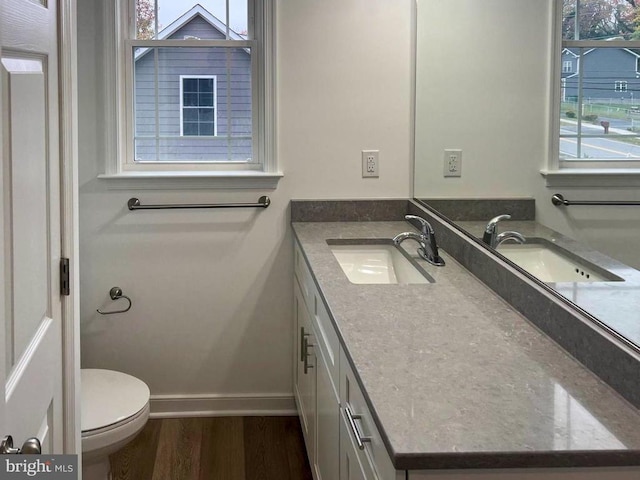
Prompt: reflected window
<box><xmin>558</xmin><ymin>1</ymin><xmax>640</xmax><ymax>167</ymax></box>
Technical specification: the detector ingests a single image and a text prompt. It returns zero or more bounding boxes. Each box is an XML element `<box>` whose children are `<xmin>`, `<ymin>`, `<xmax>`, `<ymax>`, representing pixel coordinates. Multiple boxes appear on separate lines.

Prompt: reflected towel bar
<box><xmin>552</xmin><ymin>193</ymin><xmax>640</xmax><ymax>207</ymax></box>
<box><xmin>127</xmin><ymin>196</ymin><xmax>271</xmax><ymax>210</ymax></box>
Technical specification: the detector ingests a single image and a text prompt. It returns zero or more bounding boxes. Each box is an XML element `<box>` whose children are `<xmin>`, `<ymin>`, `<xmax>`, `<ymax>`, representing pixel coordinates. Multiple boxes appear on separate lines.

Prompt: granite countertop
<box><xmin>456</xmin><ymin>220</ymin><xmax>640</xmax><ymax>347</ymax></box>
<box><xmin>292</xmin><ymin>221</ymin><xmax>640</xmax><ymax>471</ymax></box>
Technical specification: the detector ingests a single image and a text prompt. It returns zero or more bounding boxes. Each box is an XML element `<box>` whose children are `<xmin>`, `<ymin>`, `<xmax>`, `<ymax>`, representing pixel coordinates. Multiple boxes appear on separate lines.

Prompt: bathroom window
<box><xmin>103</xmin><ymin>0</ymin><xmax>278</xmax><ymax>185</ymax></box>
<box><xmin>555</xmin><ymin>0</ymin><xmax>640</xmax><ymax>170</ymax></box>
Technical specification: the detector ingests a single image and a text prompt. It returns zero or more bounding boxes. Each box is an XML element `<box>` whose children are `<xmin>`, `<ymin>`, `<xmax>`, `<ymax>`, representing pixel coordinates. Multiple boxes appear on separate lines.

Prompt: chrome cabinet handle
<box><xmin>303</xmin><ymin>336</ymin><xmax>314</xmax><ymax>374</ymax></box>
<box><xmin>1</xmin><ymin>435</ymin><xmax>42</xmax><ymax>454</ymax></box>
<box><xmin>300</xmin><ymin>327</ymin><xmax>310</xmax><ymax>362</ymax></box>
<box><xmin>344</xmin><ymin>406</ymin><xmax>371</xmax><ymax>450</ymax></box>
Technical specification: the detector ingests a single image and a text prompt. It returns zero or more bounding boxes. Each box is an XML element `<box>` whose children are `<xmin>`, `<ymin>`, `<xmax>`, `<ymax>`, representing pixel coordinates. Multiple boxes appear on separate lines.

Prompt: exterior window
<box><xmin>109</xmin><ymin>0</ymin><xmax>276</xmax><ymax>178</ymax></box>
<box><xmin>614</xmin><ymin>80</ymin><xmax>628</xmax><ymax>93</ymax></box>
<box><xmin>557</xmin><ymin>1</ymin><xmax>640</xmax><ymax>167</ymax></box>
<box><xmin>180</xmin><ymin>76</ymin><xmax>217</xmax><ymax>137</ymax></box>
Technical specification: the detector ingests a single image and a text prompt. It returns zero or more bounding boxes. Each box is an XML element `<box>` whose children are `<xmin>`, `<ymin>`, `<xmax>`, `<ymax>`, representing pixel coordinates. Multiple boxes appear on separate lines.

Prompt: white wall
<box><xmin>413</xmin><ymin>0</ymin><xmax>640</xmax><ymax>269</ymax></box>
<box><xmin>77</xmin><ymin>0</ymin><xmax>412</xmax><ymax>403</ymax></box>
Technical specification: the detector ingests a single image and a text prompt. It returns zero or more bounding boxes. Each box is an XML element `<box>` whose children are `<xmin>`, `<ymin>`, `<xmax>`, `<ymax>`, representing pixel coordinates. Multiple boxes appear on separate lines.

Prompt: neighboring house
<box><xmin>134</xmin><ymin>5</ymin><xmax>252</xmax><ymax>161</ymax></box>
<box><xmin>561</xmin><ymin>47</ymin><xmax>640</xmax><ymax>102</ymax></box>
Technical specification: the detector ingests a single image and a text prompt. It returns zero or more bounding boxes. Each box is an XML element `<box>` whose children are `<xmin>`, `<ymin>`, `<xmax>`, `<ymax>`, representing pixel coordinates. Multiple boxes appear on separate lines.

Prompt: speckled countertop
<box><xmin>292</xmin><ymin>221</ymin><xmax>640</xmax><ymax>470</ymax></box>
<box><xmin>457</xmin><ymin>220</ymin><xmax>640</xmax><ymax>348</ymax></box>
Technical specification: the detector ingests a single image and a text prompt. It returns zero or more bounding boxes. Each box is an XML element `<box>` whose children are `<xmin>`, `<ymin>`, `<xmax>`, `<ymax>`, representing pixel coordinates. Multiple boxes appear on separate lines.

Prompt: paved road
<box><xmin>560</xmin><ymin>122</ymin><xmax>640</xmax><ymax>159</ymax></box>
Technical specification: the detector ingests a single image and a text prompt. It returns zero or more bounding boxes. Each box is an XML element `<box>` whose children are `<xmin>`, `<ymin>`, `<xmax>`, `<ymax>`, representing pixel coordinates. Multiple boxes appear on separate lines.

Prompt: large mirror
<box><xmin>414</xmin><ymin>0</ymin><xmax>640</xmax><ymax>349</ymax></box>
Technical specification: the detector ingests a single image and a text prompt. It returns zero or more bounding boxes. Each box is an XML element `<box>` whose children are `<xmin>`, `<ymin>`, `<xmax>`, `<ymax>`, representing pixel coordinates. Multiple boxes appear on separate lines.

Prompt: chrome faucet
<box><xmin>482</xmin><ymin>214</ymin><xmax>526</xmax><ymax>248</ymax></box>
<box><xmin>393</xmin><ymin>214</ymin><xmax>445</xmax><ymax>266</ymax></box>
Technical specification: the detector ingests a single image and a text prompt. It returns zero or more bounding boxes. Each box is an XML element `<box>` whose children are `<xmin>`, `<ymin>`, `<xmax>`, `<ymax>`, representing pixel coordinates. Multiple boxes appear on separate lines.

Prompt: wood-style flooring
<box><xmin>110</xmin><ymin>416</ymin><xmax>313</xmax><ymax>480</ymax></box>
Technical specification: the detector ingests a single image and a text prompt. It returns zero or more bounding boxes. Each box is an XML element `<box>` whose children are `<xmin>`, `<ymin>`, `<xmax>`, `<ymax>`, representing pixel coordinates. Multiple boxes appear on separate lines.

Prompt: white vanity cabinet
<box><xmin>294</xmin><ymin>240</ymin><xmax>401</xmax><ymax>480</ymax></box>
<box><xmin>294</xmin><ymin>243</ymin><xmax>340</xmax><ymax>480</ymax></box>
<box><xmin>340</xmin><ymin>349</ymin><xmax>398</xmax><ymax>480</ymax></box>
<box><xmin>293</xmin><ymin>277</ymin><xmax>316</xmax><ymax>464</ymax></box>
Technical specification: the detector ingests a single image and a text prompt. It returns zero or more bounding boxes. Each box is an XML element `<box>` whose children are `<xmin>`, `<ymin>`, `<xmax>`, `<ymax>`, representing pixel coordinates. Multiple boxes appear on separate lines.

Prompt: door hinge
<box><xmin>60</xmin><ymin>258</ymin><xmax>70</xmax><ymax>296</ymax></box>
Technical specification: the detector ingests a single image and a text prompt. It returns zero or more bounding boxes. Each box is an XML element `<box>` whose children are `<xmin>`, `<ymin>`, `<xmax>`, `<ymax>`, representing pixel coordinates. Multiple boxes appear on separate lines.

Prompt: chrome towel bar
<box><xmin>127</xmin><ymin>196</ymin><xmax>271</xmax><ymax>211</ymax></box>
<box><xmin>552</xmin><ymin>193</ymin><xmax>640</xmax><ymax>207</ymax></box>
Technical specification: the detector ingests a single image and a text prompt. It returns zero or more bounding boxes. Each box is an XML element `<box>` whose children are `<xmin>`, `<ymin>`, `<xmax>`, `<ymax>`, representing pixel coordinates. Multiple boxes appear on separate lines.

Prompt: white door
<box><xmin>0</xmin><ymin>0</ymin><xmax>64</xmax><ymax>453</ymax></box>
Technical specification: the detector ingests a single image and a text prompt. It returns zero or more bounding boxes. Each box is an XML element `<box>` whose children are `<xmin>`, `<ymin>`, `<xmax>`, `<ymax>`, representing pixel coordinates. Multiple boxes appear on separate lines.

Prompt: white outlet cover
<box><xmin>362</xmin><ymin>150</ymin><xmax>379</xmax><ymax>178</ymax></box>
<box><xmin>443</xmin><ymin>149</ymin><xmax>462</xmax><ymax>177</ymax></box>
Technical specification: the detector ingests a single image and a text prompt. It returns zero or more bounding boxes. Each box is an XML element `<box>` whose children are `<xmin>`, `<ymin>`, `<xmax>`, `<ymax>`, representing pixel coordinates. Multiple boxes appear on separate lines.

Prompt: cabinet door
<box><xmin>316</xmin><ymin>348</ymin><xmax>339</xmax><ymax>480</ymax></box>
<box><xmin>340</xmin><ymin>409</ymin><xmax>373</xmax><ymax>480</ymax></box>
<box><xmin>294</xmin><ymin>280</ymin><xmax>316</xmax><ymax>464</ymax></box>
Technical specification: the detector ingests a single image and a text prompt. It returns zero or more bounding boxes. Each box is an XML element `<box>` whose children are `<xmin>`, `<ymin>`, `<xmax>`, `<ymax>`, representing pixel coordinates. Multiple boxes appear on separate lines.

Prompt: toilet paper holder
<box><xmin>97</xmin><ymin>287</ymin><xmax>132</xmax><ymax>315</ymax></box>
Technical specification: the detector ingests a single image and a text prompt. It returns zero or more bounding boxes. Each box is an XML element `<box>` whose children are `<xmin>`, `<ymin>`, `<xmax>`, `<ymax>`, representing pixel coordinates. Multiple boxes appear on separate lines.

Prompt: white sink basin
<box><xmin>329</xmin><ymin>242</ymin><xmax>434</xmax><ymax>284</ymax></box>
<box><xmin>497</xmin><ymin>240</ymin><xmax>622</xmax><ymax>283</ymax></box>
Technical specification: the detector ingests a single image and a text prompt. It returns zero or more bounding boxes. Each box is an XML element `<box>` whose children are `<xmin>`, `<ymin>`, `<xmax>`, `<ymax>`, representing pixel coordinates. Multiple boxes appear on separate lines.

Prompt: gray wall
<box><xmin>135</xmin><ymin>15</ymin><xmax>252</xmax><ymax>161</ymax></box>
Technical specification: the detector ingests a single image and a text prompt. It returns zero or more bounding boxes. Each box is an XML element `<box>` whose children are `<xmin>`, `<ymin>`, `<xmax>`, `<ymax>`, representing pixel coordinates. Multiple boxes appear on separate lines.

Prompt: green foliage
<box><xmin>565</xmin><ymin>110</ymin><xmax>577</xmax><ymax>118</ymax></box>
<box><xmin>583</xmin><ymin>113</ymin><xmax>599</xmax><ymax>122</ymax></box>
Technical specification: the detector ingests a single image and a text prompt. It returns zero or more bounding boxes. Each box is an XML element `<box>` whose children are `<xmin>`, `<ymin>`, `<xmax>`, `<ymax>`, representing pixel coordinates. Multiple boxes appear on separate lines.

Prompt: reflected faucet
<box><xmin>482</xmin><ymin>214</ymin><xmax>526</xmax><ymax>248</ymax></box>
<box><xmin>393</xmin><ymin>215</ymin><xmax>445</xmax><ymax>266</ymax></box>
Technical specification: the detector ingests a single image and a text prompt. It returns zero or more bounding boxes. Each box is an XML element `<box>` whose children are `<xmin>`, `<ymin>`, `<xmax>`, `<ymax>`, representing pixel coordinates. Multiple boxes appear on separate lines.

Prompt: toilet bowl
<box><xmin>81</xmin><ymin>369</ymin><xmax>150</xmax><ymax>480</ymax></box>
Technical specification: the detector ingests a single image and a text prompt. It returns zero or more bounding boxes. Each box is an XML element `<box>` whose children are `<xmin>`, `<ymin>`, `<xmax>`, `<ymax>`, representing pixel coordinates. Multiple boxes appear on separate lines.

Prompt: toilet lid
<box><xmin>81</xmin><ymin>369</ymin><xmax>150</xmax><ymax>432</ymax></box>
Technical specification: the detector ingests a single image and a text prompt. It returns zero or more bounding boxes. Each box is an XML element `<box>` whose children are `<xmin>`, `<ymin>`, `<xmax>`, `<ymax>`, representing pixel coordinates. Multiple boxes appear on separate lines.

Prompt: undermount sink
<box><xmin>328</xmin><ymin>240</ymin><xmax>435</xmax><ymax>285</ymax></box>
<box><xmin>496</xmin><ymin>238</ymin><xmax>623</xmax><ymax>283</ymax></box>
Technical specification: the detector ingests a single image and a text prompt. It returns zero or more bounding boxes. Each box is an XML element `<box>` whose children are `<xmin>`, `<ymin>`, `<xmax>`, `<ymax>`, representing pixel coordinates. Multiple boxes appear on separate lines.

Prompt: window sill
<box><xmin>540</xmin><ymin>168</ymin><xmax>640</xmax><ymax>187</ymax></box>
<box><xmin>97</xmin><ymin>171</ymin><xmax>283</xmax><ymax>190</ymax></box>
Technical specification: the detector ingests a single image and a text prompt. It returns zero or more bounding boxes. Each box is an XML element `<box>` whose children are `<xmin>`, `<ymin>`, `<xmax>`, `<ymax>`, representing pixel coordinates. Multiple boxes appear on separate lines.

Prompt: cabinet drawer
<box><xmin>340</xmin><ymin>404</ymin><xmax>378</xmax><ymax>480</ymax></box>
<box><xmin>340</xmin><ymin>349</ymin><xmax>389</xmax><ymax>480</ymax></box>
<box><xmin>312</xmin><ymin>293</ymin><xmax>340</xmax><ymax>398</ymax></box>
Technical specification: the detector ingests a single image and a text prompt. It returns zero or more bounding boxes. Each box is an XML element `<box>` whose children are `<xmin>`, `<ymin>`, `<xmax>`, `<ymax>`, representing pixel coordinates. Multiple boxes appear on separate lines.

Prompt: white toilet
<box><xmin>81</xmin><ymin>369</ymin><xmax>151</xmax><ymax>480</ymax></box>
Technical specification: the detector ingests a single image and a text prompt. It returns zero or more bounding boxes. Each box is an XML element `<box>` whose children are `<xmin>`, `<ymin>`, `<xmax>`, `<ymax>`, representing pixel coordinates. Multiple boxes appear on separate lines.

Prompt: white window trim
<box><xmin>562</xmin><ymin>60</ymin><xmax>572</xmax><ymax>73</ymax></box>
<box><xmin>179</xmin><ymin>75</ymin><xmax>218</xmax><ymax>137</ymax></box>
<box><xmin>98</xmin><ymin>0</ymin><xmax>281</xmax><ymax>189</ymax></box>
<box><xmin>614</xmin><ymin>80</ymin><xmax>628</xmax><ymax>93</ymax></box>
<box><xmin>544</xmin><ymin>0</ymin><xmax>640</xmax><ymax>187</ymax></box>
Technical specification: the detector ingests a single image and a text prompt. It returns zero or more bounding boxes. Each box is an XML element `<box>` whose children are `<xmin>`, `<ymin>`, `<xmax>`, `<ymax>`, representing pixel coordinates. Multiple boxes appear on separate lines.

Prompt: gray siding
<box><xmin>562</xmin><ymin>48</ymin><xmax>639</xmax><ymax>101</ymax></box>
<box><xmin>134</xmin><ymin>15</ymin><xmax>252</xmax><ymax>161</ymax></box>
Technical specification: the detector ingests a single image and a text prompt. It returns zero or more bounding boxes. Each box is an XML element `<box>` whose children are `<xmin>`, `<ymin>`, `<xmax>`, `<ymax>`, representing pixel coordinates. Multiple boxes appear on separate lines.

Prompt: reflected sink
<box><xmin>496</xmin><ymin>238</ymin><xmax>623</xmax><ymax>283</ymax></box>
<box><xmin>328</xmin><ymin>240</ymin><xmax>435</xmax><ymax>284</ymax></box>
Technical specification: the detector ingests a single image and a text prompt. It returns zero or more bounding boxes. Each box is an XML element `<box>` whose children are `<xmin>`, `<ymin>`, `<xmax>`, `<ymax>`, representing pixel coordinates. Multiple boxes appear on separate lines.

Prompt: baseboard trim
<box><xmin>149</xmin><ymin>393</ymin><xmax>297</xmax><ymax>418</ymax></box>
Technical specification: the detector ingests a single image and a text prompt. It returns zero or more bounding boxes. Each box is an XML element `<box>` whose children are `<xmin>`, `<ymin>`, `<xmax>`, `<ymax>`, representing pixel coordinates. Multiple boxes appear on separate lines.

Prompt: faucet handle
<box><xmin>485</xmin><ymin>214</ymin><xmax>511</xmax><ymax>233</ymax></box>
<box><xmin>404</xmin><ymin>214</ymin><xmax>434</xmax><ymax>235</ymax></box>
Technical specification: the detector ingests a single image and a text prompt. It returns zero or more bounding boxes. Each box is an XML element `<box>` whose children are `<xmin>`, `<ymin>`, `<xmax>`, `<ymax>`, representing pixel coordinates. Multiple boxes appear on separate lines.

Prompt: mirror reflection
<box><xmin>414</xmin><ymin>0</ymin><xmax>640</xmax><ymax>348</ymax></box>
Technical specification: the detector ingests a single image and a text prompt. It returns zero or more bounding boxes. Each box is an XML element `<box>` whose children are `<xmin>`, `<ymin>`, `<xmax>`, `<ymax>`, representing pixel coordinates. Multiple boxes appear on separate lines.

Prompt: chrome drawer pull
<box><xmin>303</xmin><ymin>337</ymin><xmax>314</xmax><ymax>374</ymax></box>
<box><xmin>300</xmin><ymin>327</ymin><xmax>310</xmax><ymax>362</ymax></box>
<box><xmin>344</xmin><ymin>406</ymin><xmax>372</xmax><ymax>450</ymax></box>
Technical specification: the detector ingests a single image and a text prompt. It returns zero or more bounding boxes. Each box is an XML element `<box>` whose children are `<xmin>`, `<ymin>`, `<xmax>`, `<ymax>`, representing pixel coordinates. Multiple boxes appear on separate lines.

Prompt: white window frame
<box><xmin>179</xmin><ymin>75</ymin><xmax>218</xmax><ymax>137</ymax></box>
<box><xmin>562</xmin><ymin>60</ymin><xmax>572</xmax><ymax>73</ymax></box>
<box><xmin>543</xmin><ymin>0</ymin><xmax>640</xmax><ymax>187</ymax></box>
<box><xmin>99</xmin><ymin>0</ymin><xmax>281</xmax><ymax>188</ymax></box>
<box><xmin>614</xmin><ymin>80</ymin><xmax>628</xmax><ymax>93</ymax></box>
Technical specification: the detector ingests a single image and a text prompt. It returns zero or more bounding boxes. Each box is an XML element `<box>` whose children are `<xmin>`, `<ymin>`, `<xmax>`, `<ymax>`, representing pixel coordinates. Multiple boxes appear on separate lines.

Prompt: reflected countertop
<box><xmin>292</xmin><ymin>221</ymin><xmax>640</xmax><ymax>470</ymax></box>
<box><xmin>457</xmin><ymin>220</ymin><xmax>640</xmax><ymax>347</ymax></box>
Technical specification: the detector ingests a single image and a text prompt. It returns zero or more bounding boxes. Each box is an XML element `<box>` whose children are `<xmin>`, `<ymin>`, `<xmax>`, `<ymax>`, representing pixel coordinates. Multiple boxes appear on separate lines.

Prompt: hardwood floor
<box><xmin>110</xmin><ymin>417</ymin><xmax>313</xmax><ymax>480</ymax></box>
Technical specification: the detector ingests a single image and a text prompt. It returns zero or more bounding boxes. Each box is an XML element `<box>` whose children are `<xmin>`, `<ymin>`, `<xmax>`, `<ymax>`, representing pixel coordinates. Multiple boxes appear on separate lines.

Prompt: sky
<box><xmin>157</xmin><ymin>0</ymin><xmax>248</xmax><ymax>33</ymax></box>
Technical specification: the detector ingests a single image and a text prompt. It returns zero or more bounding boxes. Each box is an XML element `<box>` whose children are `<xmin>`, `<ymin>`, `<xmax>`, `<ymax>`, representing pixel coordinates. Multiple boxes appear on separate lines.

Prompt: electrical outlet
<box><xmin>443</xmin><ymin>149</ymin><xmax>462</xmax><ymax>177</ymax></box>
<box><xmin>362</xmin><ymin>150</ymin><xmax>379</xmax><ymax>178</ymax></box>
